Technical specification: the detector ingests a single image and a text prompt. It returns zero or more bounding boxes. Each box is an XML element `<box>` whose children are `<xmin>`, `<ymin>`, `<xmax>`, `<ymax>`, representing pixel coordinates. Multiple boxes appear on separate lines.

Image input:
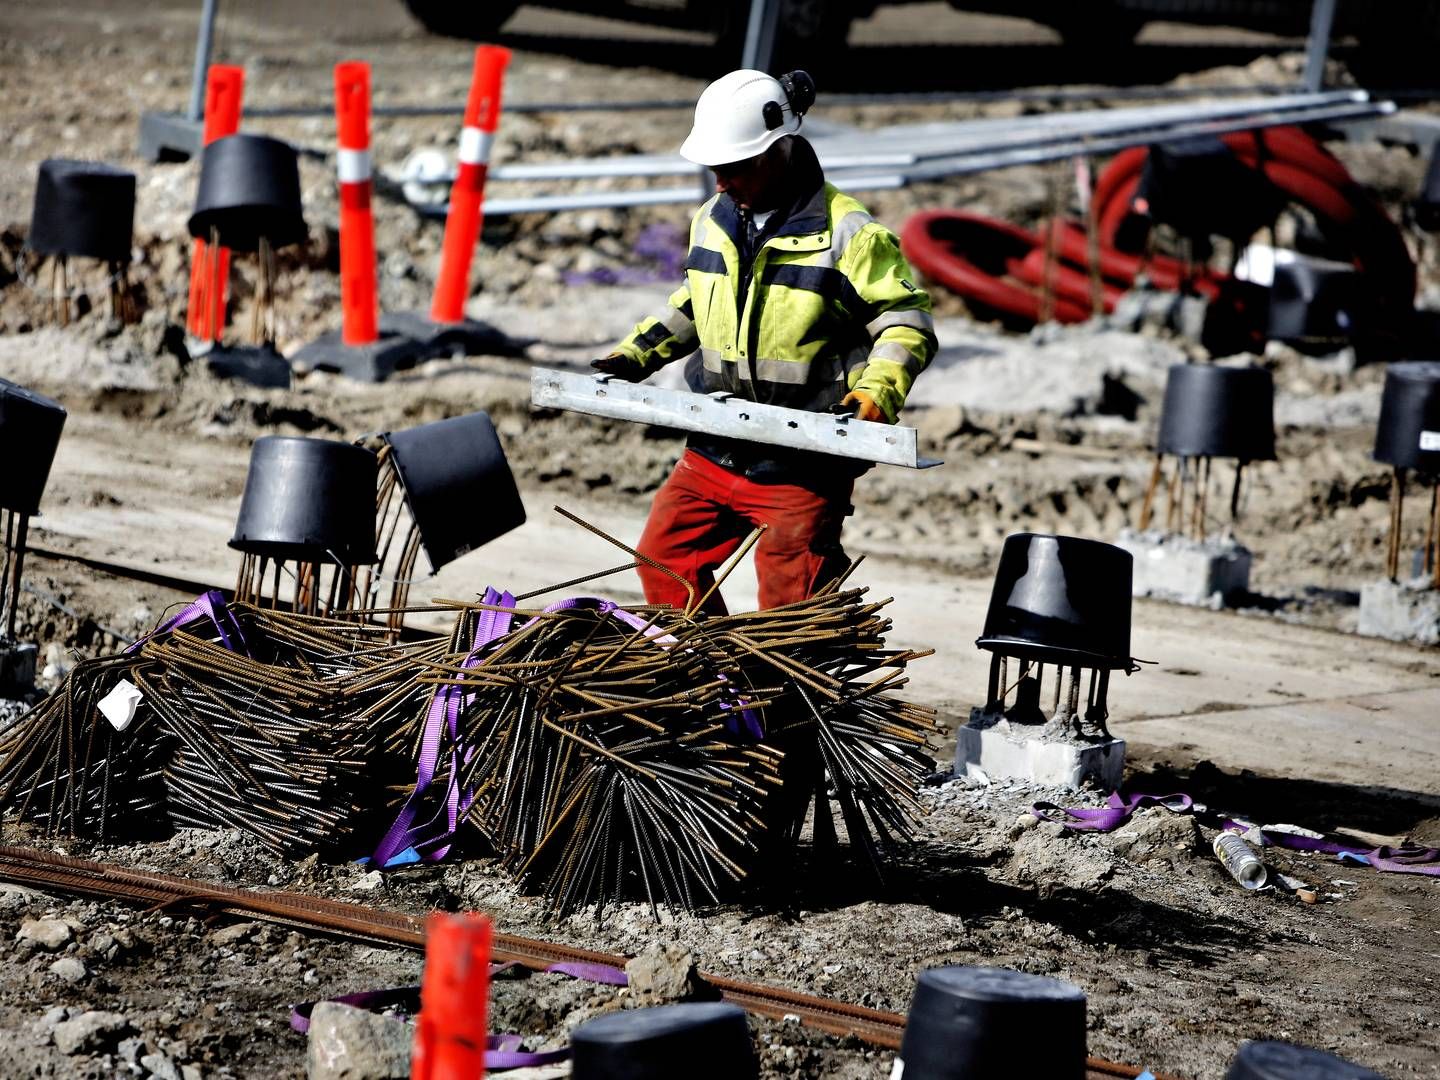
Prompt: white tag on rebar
<box><xmin>1420</xmin><ymin>430</ymin><xmax>1440</xmax><ymax>451</ymax></box>
<box><xmin>889</xmin><ymin>1060</ymin><xmax>905</xmax><ymax>1080</ymax></box>
<box><xmin>98</xmin><ymin>679</ymin><xmax>143</xmax><ymax>732</ymax></box>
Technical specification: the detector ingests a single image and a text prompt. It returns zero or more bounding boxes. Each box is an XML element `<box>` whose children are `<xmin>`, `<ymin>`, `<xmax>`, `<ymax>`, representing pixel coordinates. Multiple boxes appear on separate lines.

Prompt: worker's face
<box><xmin>713</xmin><ymin>141</ymin><xmax>787</xmax><ymax>210</ymax></box>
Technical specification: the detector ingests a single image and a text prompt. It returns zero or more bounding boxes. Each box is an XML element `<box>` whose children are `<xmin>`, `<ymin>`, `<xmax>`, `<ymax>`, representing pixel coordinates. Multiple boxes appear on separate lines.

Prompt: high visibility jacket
<box><xmin>614</xmin><ymin>170</ymin><xmax>937</xmax><ymax>426</ymax></box>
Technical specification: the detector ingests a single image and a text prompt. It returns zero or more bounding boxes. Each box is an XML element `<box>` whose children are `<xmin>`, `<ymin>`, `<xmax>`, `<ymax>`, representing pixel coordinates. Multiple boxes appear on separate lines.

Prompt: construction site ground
<box><xmin>2</xmin><ymin>2</ymin><xmax>1439</xmax><ymax>1078</ymax></box>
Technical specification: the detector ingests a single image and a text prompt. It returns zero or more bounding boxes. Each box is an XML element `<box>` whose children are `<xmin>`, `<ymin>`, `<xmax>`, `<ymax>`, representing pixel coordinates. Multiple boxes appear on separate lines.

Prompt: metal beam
<box><xmin>530</xmin><ymin>368</ymin><xmax>941</xmax><ymax>470</ymax></box>
<box><xmin>1303</xmin><ymin>0</ymin><xmax>1338</xmax><ymax>93</ymax></box>
<box><xmin>741</xmin><ymin>0</ymin><xmax>782</xmax><ymax>73</ymax></box>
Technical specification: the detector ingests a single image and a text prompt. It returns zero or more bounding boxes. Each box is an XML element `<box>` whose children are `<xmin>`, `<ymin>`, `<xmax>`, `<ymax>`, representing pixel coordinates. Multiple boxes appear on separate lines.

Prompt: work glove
<box><xmin>590</xmin><ymin>354</ymin><xmax>647</xmax><ymax>383</ymax></box>
<box><xmin>840</xmin><ymin>390</ymin><xmax>889</xmax><ymax>424</ymax></box>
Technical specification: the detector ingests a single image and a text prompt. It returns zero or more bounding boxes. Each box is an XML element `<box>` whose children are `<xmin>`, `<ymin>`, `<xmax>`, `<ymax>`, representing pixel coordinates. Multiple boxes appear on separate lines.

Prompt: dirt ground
<box><xmin>1</xmin><ymin>2</ymin><xmax>1438</xmax><ymax>1079</ymax></box>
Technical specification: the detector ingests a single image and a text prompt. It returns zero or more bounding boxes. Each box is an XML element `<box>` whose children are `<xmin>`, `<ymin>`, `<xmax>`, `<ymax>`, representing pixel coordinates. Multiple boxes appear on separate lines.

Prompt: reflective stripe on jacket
<box><xmin>614</xmin><ymin>178</ymin><xmax>936</xmax><ymax>424</ymax></box>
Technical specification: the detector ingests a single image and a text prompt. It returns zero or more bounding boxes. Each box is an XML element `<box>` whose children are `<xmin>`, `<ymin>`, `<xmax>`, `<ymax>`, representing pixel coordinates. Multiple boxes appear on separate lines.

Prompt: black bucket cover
<box><xmin>28</xmin><ymin>159</ymin><xmax>136</xmax><ymax>263</ymax></box>
<box><xmin>1226</xmin><ymin>1040</ymin><xmax>1384</xmax><ymax>1080</ymax></box>
<box><xmin>1373</xmin><ymin>360</ymin><xmax>1440</xmax><ymax>473</ymax></box>
<box><xmin>0</xmin><ymin>379</ymin><xmax>67</xmax><ymax>517</ymax></box>
<box><xmin>229</xmin><ymin>436</ymin><xmax>377</xmax><ymax>564</ymax></box>
<box><xmin>1267</xmin><ymin>255</ymin><xmax>1367</xmax><ymax>345</ymax></box>
<box><xmin>188</xmin><ymin>134</ymin><xmax>306</xmax><ymax>253</ymax></box>
<box><xmin>1115</xmin><ymin>136</ymin><xmax>1286</xmax><ymax>254</ymax></box>
<box><xmin>976</xmin><ymin>533</ymin><xmax>1133</xmax><ymax>671</ymax></box>
<box><xmin>1156</xmin><ymin>363</ymin><xmax>1276</xmax><ymax>462</ymax></box>
<box><xmin>897</xmin><ymin>966</ymin><xmax>1087</xmax><ymax>1080</ymax></box>
<box><xmin>382</xmin><ymin>412</ymin><xmax>526</xmax><ymax>573</ymax></box>
<box><xmin>570</xmin><ymin>1004</ymin><xmax>756</xmax><ymax>1080</ymax></box>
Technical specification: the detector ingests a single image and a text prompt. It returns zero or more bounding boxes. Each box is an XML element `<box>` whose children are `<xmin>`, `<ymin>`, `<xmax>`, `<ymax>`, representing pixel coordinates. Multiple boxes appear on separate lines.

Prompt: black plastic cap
<box><xmin>896</xmin><ymin>966</ymin><xmax>1087</xmax><ymax>1080</ymax></box>
<box><xmin>1134</xmin><ymin>136</ymin><xmax>1287</xmax><ymax>244</ymax></box>
<box><xmin>1267</xmin><ymin>256</ymin><xmax>1367</xmax><ymax>344</ymax></box>
<box><xmin>29</xmin><ymin>159</ymin><xmax>136</xmax><ymax>263</ymax></box>
<box><xmin>1156</xmin><ymin>363</ymin><xmax>1276</xmax><ymax>462</ymax></box>
<box><xmin>977</xmin><ymin>533</ymin><xmax>1133</xmax><ymax>670</ymax></box>
<box><xmin>383</xmin><ymin>411</ymin><xmax>526</xmax><ymax>573</ymax></box>
<box><xmin>188</xmin><ymin>134</ymin><xmax>306</xmax><ymax>253</ymax></box>
<box><xmin>229</xmin><ymin>436</ymin><xmax>377</xmax><ymax>564</ymax></box>
<box><xmin>1226</xmin><ymin>1040</ymin><xmax>1385</xmax><ymax>1080</ymax></box>
<box><xmin>0</xmin><ymin>379</ymin><xmax>67</xmax><ymax>517</ymax></box>
<box><xmin>571</xmin><ymin>1004</ymin><xmax>756</xmax><ymax>1080</ymax></box>
<box><xmin>1373</xmin><ymin>361</ymin><xmax>1440</xmax><ymax>473</ymax></box>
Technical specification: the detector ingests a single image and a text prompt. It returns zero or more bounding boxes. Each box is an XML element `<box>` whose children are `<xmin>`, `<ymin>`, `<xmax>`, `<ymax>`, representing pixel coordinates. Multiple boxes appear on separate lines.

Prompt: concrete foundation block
<box><xmin>1358</xmin><ymin>577</ymin><xmax>1440</xmax><ymax>645</ymax></box>
<box><xmin>1115</xmin><ymin>528</ymin><xmax>1251</xmax><ymax>608</ymax></box>
<box><xmin>955</xmin><ymin>710</ymin><xmax>1125</xmax><ymax>790</ymax></box>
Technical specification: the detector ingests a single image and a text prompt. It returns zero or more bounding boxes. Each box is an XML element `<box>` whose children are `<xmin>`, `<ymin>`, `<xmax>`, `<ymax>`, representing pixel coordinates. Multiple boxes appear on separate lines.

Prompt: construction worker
<box><xmin>595</xmin><ymin>69</ymin><xmax>937</xmax><ymax>615</ymax></box>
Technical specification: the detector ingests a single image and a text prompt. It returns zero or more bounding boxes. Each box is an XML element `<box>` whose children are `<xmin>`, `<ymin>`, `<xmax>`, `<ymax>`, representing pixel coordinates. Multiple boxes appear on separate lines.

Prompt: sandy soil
<box><xmin>1</xmin><ymin>3</ymin><xmax>1438</xmax><ymax>1079</ymax></box>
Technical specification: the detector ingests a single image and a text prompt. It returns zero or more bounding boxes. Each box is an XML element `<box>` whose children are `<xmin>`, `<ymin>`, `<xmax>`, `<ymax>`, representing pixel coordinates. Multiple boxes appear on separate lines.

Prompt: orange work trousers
<box><xmin>636</xmin><ymin>449</ymin><xmax>852</xmax><ymax>616</ymax></box>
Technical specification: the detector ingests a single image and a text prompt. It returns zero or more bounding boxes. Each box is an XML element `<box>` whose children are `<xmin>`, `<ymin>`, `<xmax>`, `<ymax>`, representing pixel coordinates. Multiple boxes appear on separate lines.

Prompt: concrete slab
<box><xmin>1115</xmin><ymin>528</ymin><xmax>1252</xmax><ymax>607</ymax></box>
<box><xmin>1358</xmin><ymin>577</ymin><xmax>1440</xmax><ymax>645</ymax></box>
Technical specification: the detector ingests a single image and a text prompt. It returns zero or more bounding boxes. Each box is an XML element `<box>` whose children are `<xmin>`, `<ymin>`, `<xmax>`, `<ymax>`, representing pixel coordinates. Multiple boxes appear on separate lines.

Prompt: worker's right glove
<box><xmin>840</xmin><ymin>390</ymin><xmax>888</xmax><ymax>424</ymax></box>
<box><xmin>591</xmin><ymin>354</ymin><xmax>647</xmax><ymax>382</ymax></box>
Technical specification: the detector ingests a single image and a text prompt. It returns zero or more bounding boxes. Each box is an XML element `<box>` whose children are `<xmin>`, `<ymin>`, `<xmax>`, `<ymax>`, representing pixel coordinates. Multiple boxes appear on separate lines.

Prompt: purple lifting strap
<box><xmin>370</xmin><ymin>587</ymin><xmax>516</xmax><ymax>868</ymax></box>
<box><xmin>1032</xmin><ymin>791</ymin><xmax>1194</xmax><ymax>832</ymax></box>
<box><xmin>1232</xmin><ymin>823</ymin><xmax>1440</xmax><ymax>878</ymax></box>
<box><xmin>125</xmin><ymin>590</ymin><xmax>247</xmax><ymax>656</ymax></box>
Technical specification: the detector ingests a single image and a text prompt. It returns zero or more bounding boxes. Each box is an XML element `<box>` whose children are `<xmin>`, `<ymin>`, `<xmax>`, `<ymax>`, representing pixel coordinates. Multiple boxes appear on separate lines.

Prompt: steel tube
<box><xmin>1303</xmin><ymin>0</ymin><xmax>1339</xmax><ymax>93</ymax></box>
<box><xmin>185</xmin><ymin>0</ymin><xmax>220</xmax><ymax>123</ymax></box>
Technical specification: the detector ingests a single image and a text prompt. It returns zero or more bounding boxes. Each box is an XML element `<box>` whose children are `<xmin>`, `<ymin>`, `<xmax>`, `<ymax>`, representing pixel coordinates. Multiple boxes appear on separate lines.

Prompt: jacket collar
<box><xmin>708</xmin><ymin>135</ymin><xmax>827</xmax><ymax>247</ymax></box>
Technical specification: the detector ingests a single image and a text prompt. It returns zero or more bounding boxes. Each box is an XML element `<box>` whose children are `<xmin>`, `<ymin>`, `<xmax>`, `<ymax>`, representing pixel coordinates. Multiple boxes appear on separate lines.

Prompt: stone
<box><xmin>49</xmin><ymin>956</ymin><xmax>88</xmax><ymax>983</ymax></box>
<box><xmin>1109</xmin><ymin>806</ymin><xmax>1201</xmax><ymax>866</ymax></box>
<box><xmin>1114</xmin><ymin>528</ymin><xmax>1252</xmax><ymax>608</ymax></box>
<box><xmin>306</xmin><ymin>1001</ymin><xmax>411</xmax><ymax>1080</ymax></box>
<box><xmin>142</xmin><ymin>1052</ymin><xmax>183</xmax><ymax>1080</ymax></box>
<box><xmin>350</xmin><ymin>870</ymin><xmax>385</xmax><ymax>893</ymax></box>
<box><xmin>956</xmin><ymin>711</ymin><xmax>1125</xmax><ymax>790</ymax></box>
<box><xmin>210</xmin><ymin>922</ymin><xmax>259</xmax><ymax>946</ymax></box>
<box><xmin>52</xmin><ymin>1010</ymin><xmax>134</xmax><ymax>1056</ymax></box>
<box><xmin>18</xmin><ymin>918</ymin><xmax>74</xmax><ymax>951</ymax></box>
<box><xmin>118</xmin><ymin>1036</ymin><xmax>147</xmax><ymax>1066</ymax></box>
<box><xmin>1358</xmin><ymin>577</ymin><xmax>1440</xmax><ymax>645</ymax></box>
<box><xmin>40</xmin><ymin>1006</ymin><xmax>73</xmax><ymax>1030</ymax></box>
<box><xmin>182</xmin><ymin>1067</ymin><xmax>204</xmax><ymax>1080</ymax></box>
<box><xmin>625</xmin><ymin>943</ymin><xmax>701</xmax><ymax>1004</ymax></box>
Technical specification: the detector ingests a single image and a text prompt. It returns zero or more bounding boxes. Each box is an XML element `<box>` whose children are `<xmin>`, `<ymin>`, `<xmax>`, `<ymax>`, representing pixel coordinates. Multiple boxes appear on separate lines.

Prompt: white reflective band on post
<box><xmin>337</xmin><ymin>148</ymin><xmax>373</xmax><ymax>184</ymax></box>
<box><xmin>888</xmin><ymin>1060</ymin><xmax>905</xmax><ymax>1080</ymax></box>
<box><xmin>1421</xmin><ymin>430</ymin><xmax>1440</xmax><ymax>451</ymax></box>
<box><xmin>458</xmin><ymin>126</ymin><xmax>493</xmax><ymax>165</ymax></box>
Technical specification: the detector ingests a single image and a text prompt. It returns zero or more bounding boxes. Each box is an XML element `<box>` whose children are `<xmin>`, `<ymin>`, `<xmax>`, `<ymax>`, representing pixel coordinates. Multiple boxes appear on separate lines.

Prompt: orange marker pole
<box><xmin>187</xmin><ymin>64</ymin><xmax>244</xmax><ymax>340</ymax></box>
<box><xmin>430</xmin><ymin>45</ymin><xmax>511</xmax><ymax>325</ymax></box>
<box><xmin>411</xmin><ymin>912</ymin><xmax>491</xmax><ymax>1080</ymax></box>
<box><xmin>335</xmin><ymin>61</ymin><xmax>378</xmax><ymax>345</ymax></box>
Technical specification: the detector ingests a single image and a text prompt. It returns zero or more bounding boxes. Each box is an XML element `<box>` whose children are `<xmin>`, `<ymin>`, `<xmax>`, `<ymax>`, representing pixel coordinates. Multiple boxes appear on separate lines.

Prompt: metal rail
<box><xmin>531</xmin><ymin>368</ymin><xmax>942</xmax><ymax>470</ymax></box>
<box><xmin>0</xmin><ymin>845</ymin><xmax>1167</xmax><ymax>1079</ymax></box>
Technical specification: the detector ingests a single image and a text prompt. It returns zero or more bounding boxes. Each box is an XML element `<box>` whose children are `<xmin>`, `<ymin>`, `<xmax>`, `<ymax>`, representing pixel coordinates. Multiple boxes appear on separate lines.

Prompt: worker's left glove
<box><xmin>840</xmin><ymin>390</ymin><xmax>889</xmax><ymax>424</ymax></box>
<box><xmin>591</xmin><ymin>354</ymin><xmax>647</xmax><ymax>382</ymax></box>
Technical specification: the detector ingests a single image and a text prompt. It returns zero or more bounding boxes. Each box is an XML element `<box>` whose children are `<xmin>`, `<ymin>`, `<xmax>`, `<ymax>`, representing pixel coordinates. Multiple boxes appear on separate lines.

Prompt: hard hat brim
<box><xmin>679</xmin><ymin>116</ymin><xmax>800</xmax><ymax>168</ymax></box>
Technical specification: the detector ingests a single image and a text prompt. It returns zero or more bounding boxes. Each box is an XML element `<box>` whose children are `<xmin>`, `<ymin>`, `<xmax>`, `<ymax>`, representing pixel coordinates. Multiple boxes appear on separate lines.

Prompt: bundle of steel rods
<box><xmin>0</xmin><ymin>603</ymin><xmax>440</xmax><ymax>856</ymax></box>
<box><xmin>407</xmin><ymin>562</ymin><xmax>936</xmax><ymax>916</ymax></box>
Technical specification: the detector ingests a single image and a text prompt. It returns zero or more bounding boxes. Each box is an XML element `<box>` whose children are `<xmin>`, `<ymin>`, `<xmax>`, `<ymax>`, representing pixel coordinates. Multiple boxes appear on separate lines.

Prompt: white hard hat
<box><xmin>679</xmin><ymin>69</ymin><xmax>804</xmax><ymax>168</ymax></box>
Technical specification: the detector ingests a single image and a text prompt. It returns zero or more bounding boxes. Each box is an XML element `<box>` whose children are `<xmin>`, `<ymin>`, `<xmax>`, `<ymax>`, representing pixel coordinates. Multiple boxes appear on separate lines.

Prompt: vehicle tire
<box><xmin>402</xmin><ymin>0</ymin><xmax>521</xmax><ymax>39</ymax></box>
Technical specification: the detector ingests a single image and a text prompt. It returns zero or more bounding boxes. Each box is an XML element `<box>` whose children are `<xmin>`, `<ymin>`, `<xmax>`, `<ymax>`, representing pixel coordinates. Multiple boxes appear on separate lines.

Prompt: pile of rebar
<box><xmin>0</xmin><ymin>601</ymin><xmax>438</xmax><ymax>856</ymax></box>
<box><xmin>0</xmin><ymin>514</ymin><xmax>936</xmax><ymax>914</ymax></box>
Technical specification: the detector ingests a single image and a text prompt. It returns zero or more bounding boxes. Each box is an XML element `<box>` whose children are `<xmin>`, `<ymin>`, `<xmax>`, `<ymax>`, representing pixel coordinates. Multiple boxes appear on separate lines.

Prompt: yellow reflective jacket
<box><xmin>614</xmin><ymin>144</ymin><xmax>936</xmax><ymax>427</ymax></box>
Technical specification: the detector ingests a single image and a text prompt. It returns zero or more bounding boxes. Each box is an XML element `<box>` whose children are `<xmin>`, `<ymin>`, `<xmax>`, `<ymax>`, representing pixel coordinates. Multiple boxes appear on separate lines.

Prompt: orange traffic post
<box><xmin>412</xmin><ymin>911</ymin><xmax>492</xmax><ymax>1080</ymax></box>
<box><xmin>335</xmin><ymin>61</ymin><xmax>379</xmax><ymax>345</ymax></box>
<box><xmin>430</xmin><ymin>45</ymin><xmax>511</xmax><ymax>325</ymax></box>
<box><xmin>187</xmin><ymin>64</ymin><xmax>245</xmax><ymax>341</ymax></box>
